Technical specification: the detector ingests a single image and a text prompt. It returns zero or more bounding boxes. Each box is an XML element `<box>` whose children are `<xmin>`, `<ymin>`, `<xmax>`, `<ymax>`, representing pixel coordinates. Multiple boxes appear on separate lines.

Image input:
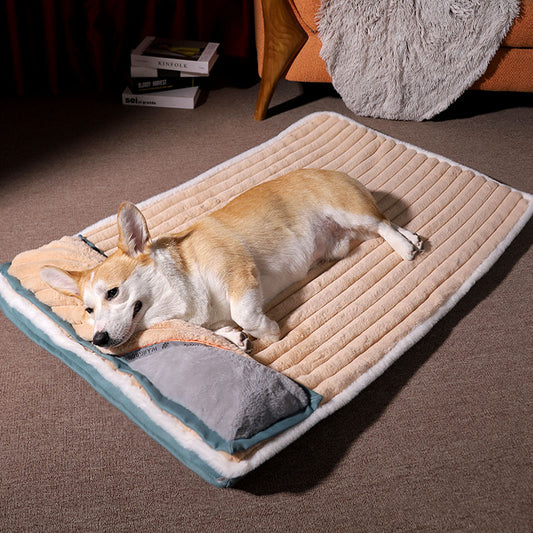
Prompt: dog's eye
<box><xmin>85</xmin><ymin>307</ymin><xmax>93</xmax><ymax>314</ymax></box>
<box><xmin>106</xmin><ymin>287</ymin><xmax>119</xmax><ymax>300</ymax></box>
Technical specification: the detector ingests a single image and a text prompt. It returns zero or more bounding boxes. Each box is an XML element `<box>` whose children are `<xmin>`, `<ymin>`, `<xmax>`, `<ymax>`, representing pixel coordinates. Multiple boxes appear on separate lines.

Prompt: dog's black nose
<box><xmin>93</xmin><ymin>331</ymin><xmax>110</xmax><ymax>346</ymax></box>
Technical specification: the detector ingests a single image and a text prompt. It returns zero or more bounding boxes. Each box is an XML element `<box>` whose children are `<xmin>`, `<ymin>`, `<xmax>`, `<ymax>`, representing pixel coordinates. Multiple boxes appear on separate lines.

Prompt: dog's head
<box><xmin>41</xmin><ymin>202</ymin><xmax>154</xmax><ymax>348</ymax></box>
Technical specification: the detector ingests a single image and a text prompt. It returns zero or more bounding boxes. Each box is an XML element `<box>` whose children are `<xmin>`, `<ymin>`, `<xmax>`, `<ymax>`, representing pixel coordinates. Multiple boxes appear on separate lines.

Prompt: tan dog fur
<box><xmin>40</xmin><ymin>169</ymin><xmax>423</xmax><ymax>352</ymax></box>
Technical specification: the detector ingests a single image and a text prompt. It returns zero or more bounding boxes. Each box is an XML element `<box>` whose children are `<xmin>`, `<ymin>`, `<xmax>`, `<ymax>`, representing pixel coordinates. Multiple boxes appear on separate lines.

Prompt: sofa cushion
<box><xmin>502</xmin><ymin>0</ymin><xmax>533</xmax><ymax>47</ymax></box>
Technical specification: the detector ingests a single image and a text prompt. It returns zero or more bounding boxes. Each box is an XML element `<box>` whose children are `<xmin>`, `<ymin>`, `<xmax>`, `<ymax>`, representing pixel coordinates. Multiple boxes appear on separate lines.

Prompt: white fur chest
<box><xmin>141</xmin><ymin>247</ymin><xmax>203</xmax><ymax>326</ymax></box>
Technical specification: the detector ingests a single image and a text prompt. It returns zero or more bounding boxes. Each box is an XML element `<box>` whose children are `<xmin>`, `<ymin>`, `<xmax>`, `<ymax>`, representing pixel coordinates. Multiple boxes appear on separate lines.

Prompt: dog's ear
<box><xmin>117</xmin><ymin>202</ymin><xmax>152</xmax><ymax>257</ymax></box>
<box><xmin>40</xmin><ymin>266</ymin><xmax>83</xmax><ymax>298</ymax></box>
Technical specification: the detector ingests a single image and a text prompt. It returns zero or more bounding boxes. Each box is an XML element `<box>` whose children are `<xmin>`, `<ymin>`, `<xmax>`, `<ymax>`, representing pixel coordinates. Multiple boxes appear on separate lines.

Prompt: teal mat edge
<box><xmin>0</xmin><ymin>259</ymin><xmax>322</xmax><ymax>452</ymax></box>
<box><xmin>0</xmin><ymin>263</ymin><xmax>238</xmax><ymax>487</ymax></box>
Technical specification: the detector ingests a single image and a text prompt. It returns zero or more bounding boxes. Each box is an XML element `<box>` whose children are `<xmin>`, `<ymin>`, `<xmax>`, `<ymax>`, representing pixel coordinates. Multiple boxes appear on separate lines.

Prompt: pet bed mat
<box><xmin>1</xmin><ymin>112</ymin><xmax>531</xmax><ymax>487</ymax></box>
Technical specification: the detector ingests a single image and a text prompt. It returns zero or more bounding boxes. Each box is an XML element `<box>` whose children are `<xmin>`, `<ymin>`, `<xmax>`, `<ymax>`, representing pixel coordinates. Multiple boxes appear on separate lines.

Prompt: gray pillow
<box><xmin>117</xmin><ymin>341</ymin><xmax>321</xmax><ymax>453</ymax></box>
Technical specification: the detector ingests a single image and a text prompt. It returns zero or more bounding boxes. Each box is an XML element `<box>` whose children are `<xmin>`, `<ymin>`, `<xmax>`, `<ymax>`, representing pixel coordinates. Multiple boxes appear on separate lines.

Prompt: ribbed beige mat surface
<box><xmin>82</xmin><ymin>111</ymin><xmax>532</xmax><ymax>403</ymax></box>
<box><xmin>5</xmin><ymin>112</ymin><xmax>531</xmax><ymax>482</ymax></box>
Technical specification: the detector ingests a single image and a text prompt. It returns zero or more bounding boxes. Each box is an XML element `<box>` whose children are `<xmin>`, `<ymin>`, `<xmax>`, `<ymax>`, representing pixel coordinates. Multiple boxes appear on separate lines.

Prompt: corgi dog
<box><xmin>40</xmin><ymin>169</ymin><xmax>423</xmax><ymax>353</ymax></box>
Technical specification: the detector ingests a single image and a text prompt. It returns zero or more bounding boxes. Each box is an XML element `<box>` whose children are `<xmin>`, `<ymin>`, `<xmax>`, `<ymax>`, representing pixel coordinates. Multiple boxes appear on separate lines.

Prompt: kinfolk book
<box><xmin>122</xmin><ymin>86</ymin><xmax>200</xmax><ymax>109</ymax></box>
<box><xmin>131</xmin><ymin>37</ymin><xmax>219</xmax><ymax>75</ymax></box>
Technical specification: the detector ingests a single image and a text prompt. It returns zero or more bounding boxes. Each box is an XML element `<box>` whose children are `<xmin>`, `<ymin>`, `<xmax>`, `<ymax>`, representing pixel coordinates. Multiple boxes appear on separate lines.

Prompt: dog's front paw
<box><xmin>256</xmin><ymin>319</ymin><xmax>280</xmax><ymax>344</ymax></box>
<box><xmin>238</xmin><ymin>331</ymin><xmax>253</xmax><ymax>354</ymax></box>
<box><xmin>215</xmin><ymin>326</ymin><xmax>253</xmax><ymax>354</ymax></box>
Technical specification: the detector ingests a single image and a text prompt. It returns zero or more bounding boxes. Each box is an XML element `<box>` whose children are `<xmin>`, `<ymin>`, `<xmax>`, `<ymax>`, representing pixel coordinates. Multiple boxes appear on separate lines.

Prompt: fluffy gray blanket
<box><xmin>318</xmin><ymin>0</ymin><xmax>520</xmax><ymax>120</ymax></box>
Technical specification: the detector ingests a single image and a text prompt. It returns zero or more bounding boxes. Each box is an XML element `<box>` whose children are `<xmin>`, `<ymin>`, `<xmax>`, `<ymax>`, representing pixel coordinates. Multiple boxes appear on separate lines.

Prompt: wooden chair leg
<box><xmin>254</xmin><ymin>0</ymin><xmax>308</xmax><ymax>120</ymax></box>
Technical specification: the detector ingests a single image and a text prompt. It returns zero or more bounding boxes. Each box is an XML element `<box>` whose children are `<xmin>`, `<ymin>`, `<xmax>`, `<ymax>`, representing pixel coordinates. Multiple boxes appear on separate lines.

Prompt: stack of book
<box><xmin>123</xmin><ymin>36</ymin><xmax>219</xmax><ymax>109</ymax></box>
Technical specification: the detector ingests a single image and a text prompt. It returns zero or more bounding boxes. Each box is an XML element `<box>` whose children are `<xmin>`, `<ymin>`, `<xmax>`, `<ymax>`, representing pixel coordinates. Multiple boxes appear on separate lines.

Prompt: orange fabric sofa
<box><xmin>253</xmin><ymin>0</ymin><xmax>533</xmax><ymax>120</ymax></box>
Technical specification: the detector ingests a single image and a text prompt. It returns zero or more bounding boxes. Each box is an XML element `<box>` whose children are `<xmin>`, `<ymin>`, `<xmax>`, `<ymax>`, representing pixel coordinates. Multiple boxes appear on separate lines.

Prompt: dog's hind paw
<box><xmin>397</xmin><ymin>227</ymin><xmax>424</xmax><ymax>258</ymax></box>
